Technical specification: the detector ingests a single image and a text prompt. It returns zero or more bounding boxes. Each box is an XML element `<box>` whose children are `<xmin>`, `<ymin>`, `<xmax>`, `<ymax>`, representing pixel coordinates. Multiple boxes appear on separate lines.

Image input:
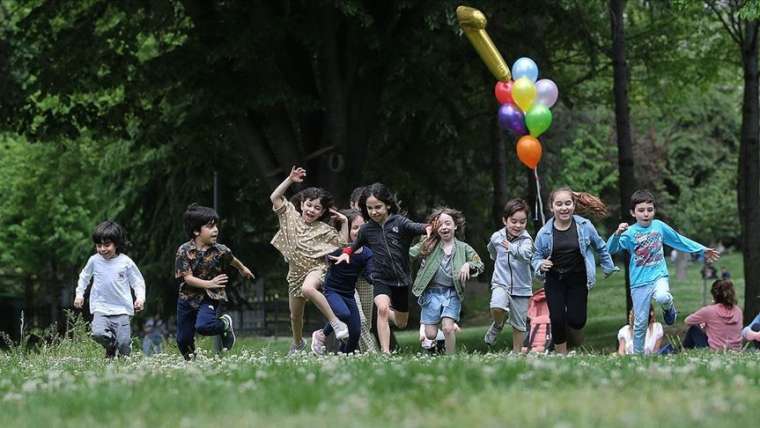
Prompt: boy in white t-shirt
<box><xmin>74</xmin><ymin>221</ymin><xmax>146</xmax><ymax>358</ymax></box>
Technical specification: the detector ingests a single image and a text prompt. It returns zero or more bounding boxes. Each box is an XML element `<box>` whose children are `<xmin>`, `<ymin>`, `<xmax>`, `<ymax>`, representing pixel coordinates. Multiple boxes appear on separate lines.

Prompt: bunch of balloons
<box><xmin>495</xmin><ymin>57</ymin><xmax>558</xmax><ymax>170</ymax></box>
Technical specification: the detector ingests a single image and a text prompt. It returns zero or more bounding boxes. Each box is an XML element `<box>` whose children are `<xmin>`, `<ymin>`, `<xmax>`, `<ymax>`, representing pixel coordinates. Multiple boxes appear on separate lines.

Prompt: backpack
<box><xmin>521</xmin><ymin>288</ymin><xmax>553</xmax><ymax>353</ymax></box>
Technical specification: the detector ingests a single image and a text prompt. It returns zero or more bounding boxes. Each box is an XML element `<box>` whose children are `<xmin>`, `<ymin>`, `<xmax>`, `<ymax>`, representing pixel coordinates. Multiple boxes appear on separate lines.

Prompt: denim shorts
<box><xmin>418</xmin><ymin>286</ymin><xmax>461</xmax><ymax>324</ymax></box>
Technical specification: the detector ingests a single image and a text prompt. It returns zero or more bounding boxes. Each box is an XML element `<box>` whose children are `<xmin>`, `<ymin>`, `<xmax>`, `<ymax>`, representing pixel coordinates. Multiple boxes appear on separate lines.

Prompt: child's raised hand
<box><xmin>330</xmin><ymin>253</ymin><xmax>351</xmax><ymax>264</ymax></box>
<box><xmin>539</xmin><ymin>258</ymin><xmax>553</xmax><ymax>272</ymax></box>
<box><xmin>458</xmin><ymin>263</ymin><xmax>471</xmax><ymax>282</ymax></box>
<box><xmin>73</xmin><ymin>296</ymin><xmax>84</xmax><ymax>309</ymax></box>
<box><xmin>289</xmin><ymin>166</ymin><xmax>306</xmax><ymax>183</ymax></box>
<box><xmin>329</xmin><ymin>208</ymin><xmax>347</xmax><ymax>223</ymax></box>
<box><xmin>209</xmin><ymin>274</ymin><xmax>228</xmax><ymax>288</ymax></box>
<box><xmin>134</xmin><ymin>298</ymin><xmax>145</xmax><ymax>312</ymax></box>
<box><xmin>704</xmin><ymin>248</ymin><xmax>720</xmax><ymax>263</ymax></box>
<box><xmin>615</xmin><ymin>223</ymin><xmax>629</xmax><ymax>235</ymax></box>
<box><xmin>501</xmin><ymin>239</ymin><xmax>510</xmax><ymax>251</ymax></box>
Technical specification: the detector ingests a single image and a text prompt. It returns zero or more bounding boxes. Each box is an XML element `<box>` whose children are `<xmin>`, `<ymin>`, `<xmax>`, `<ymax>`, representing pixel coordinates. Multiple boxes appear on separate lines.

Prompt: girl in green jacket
<box><xmin>410</xmin><ymin>208</ymin><xmax>484</xmax><ymax>354</ymax></box>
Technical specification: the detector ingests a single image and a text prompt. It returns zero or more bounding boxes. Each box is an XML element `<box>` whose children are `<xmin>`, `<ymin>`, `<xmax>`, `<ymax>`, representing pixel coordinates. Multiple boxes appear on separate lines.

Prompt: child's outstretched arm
<box><xmin>73</xmin><ymin>257</ymin><xmax>95</xmax><ymax>309</ymax></box>
<box><xmin>182</xmin><ymin>272</ymin><xmax>228</xmax><ymax>290</ymax></box>
<box><xmin>270</xmin><ymin>166</ymin><xmax>305</xmax><ymax>210</ymax></box>
<box><xmin>231</xmin><ymin>257</ymin><xmax>254</xmax><ymax>280</ymax></box>
<box><xmin>589</xmin><ymin>226</ymin><xmax>618</xmax><ymax>277</ymax></box>
<box><xmin>660</xmin><ymin>221</ymin><xmax>720</xmax><ymax>263</ymax></box>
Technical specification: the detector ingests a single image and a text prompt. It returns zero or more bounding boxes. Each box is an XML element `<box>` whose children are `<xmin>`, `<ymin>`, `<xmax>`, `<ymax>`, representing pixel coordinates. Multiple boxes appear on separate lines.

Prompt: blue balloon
<box><xmin>512</xmin><ymin>57</ymin><xmax>539</xmax><ymax>82</ymax></box>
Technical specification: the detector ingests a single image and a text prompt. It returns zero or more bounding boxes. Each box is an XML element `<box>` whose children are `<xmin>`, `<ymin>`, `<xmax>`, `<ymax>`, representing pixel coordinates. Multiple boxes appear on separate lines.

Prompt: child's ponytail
<box><xmin>549</xmin><ymin>186</ymin><xmax>608</xmax><ymax>219</ymax></box>
<box><xmin>572</xmin><ymin>191</ymin><xmax>608</xmax><ymax>219</ymax></box>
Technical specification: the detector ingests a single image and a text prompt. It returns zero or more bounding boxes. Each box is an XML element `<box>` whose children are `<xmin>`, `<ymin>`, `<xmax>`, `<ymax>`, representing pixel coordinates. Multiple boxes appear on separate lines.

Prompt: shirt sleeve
<box><xmin>606</xmin><ymin>232</ymin><xmax>631</xmax><ymax>255</ymax></box>
<box><xmin>75</xmin><ymin>257</ymin><xmax>95</xmax><ymax>298</ymax></box>
<box><xmin>128</xmin><ymin>260</ymin><xmax>147</xmax><ymax>301</ymax></box>
<box><xmin>617</xmin><ymin>326</ymin><xmax>628</xmax><ymax>341</ymax></box>
<box><xmin>531</xmin><ymin>232</ymin><xmax>549</xmax><ymax>278</ymax></box>
<box><xmin>401</xmin><ymin>216</ymin><xmax>428</xmax><ymax>237</ymax></box>
<box><xmin>509</xmin><ymin>238</ymin><xmax>534</xmax><ymax>263</ymax></box>
<box><xmin>175</xmin><ymin>246</ymin><xmax>192</xmax><ymax>279</ymax></box>
<box><xmin>659</xmin><ymin>221</ymin><xmax>705</xmax><ymax>254</ymax></box>
<box><xmin>486</xmin><ymin>235</ymin><xmax>497</xmax><ymax>261</ymax></box>
<box><xmin>588</xmin><ymin>224</ymin><xmax>618</xmax><ymax>275</ymax></box>
<box><xmin>653</xmin><ymin>323</ymin><xmax>664</xmax><ymax>340</ymax></box>
<box><xmin>685</xmin><ymin>306</ymin><xmax>711</xmax><ymax>326</ymax></box>
<box><xmin>465</xmin><ymin>243</ymin><xmax>485</xmax><ymax>276</ymax></box>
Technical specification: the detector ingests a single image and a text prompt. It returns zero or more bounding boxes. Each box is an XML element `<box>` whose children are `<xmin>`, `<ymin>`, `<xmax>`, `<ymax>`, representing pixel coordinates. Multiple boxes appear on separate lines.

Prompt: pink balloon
<box><xmin>535</xmin><ymin>79</ymin><xmax>559</xmax><ymax>108</ymax></box>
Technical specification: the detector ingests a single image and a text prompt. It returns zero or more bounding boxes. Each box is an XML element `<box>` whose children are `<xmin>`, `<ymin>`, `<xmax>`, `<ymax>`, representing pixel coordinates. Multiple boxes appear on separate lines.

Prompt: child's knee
<box><xmin>377</xmin><ymin>304</ymin><xmax>390</xmax><ymax>320</ymax></box>
<box><xmin>442</xmin><ymin>324</ymin><xmax>457</xmax><ymax>335</ymax></box>
<box><xmin>654</xmin><ymin>291</ymin><xmax>672</xmax><ymax>306</ymax></box>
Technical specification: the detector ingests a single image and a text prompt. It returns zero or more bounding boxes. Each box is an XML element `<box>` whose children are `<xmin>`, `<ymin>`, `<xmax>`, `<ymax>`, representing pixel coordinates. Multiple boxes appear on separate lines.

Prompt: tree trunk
<box><xmin>609</xmin><ymin>0</ymin><xmax>636</xmax><ymax>313</ymax></box>
<box><xmin>739</xmin><ymin>21</ymin><xmax>760</xmax><ymax>322</ymax></box>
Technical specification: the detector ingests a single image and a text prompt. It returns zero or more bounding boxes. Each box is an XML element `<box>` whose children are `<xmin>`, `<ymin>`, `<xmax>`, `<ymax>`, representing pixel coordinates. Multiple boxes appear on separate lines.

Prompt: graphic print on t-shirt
<box><xmin>633</xmin><ymin>231</ymin><xmax>663</xmax><ymax>267</ymax></box>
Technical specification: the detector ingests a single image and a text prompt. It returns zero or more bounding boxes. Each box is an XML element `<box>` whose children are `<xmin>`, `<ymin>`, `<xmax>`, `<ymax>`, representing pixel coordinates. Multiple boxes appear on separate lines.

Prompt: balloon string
<box><xmin>534</xmin><ymin>167</ymin><xmax>546</xmax><ymax>225</ymax></box>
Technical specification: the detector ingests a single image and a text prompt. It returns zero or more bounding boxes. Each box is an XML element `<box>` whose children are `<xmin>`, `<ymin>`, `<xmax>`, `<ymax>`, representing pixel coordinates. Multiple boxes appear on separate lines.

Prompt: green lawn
<box><xmin>1</xmin><ymin>252</ymin><xmax>757</xmax><ymax>428</ymax></box>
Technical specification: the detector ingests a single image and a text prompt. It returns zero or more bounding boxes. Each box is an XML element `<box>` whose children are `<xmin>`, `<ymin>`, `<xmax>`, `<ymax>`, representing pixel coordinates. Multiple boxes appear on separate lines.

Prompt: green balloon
<box><xmin>526</xmin><ymin>104</ymin><xmax>552</xmax><ymax>137</ymax></box>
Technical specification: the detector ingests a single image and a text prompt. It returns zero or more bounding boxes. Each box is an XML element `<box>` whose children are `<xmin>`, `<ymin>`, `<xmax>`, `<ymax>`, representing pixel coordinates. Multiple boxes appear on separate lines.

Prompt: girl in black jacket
<box><xmin>333</xmin><ymin>183</ymin><xmax>429</xmax><ymax>353</ymax></box>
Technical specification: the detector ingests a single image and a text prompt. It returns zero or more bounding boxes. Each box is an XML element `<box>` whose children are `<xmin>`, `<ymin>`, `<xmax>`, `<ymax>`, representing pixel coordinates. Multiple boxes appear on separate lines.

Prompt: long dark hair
<box><xmin>358</xmin><ymin>183</ymin><xmax>400</xmax><ymax>221</ymax></box>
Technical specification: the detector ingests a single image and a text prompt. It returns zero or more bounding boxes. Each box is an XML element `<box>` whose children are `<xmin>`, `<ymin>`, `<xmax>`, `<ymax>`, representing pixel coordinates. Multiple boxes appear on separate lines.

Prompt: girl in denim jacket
<box><xmin>531</xmin><ymin>187</ymin><xmax>617</xmax><ymax>354</ymax></box>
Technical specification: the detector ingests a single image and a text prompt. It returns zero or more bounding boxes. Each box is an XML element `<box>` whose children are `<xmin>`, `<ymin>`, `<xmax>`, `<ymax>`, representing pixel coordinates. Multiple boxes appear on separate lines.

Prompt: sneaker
<box><xmin>332</xmin><ymin>319</ymin><xmax>349</xmax><ymax>341</ymax></box>
<box><xmin>663</xmin><ymin>304</ymin><xmax>677</xmax><ymax>326</ymax></box>
<box><xmin>288</xmin><ymin>339</ymin><xmax>306</xmax><ymax>354</ymax></box>
<box><xmin>421</xmin><ymin>337</ymin><xmax>435</xmax><ymax>350</ymax></box>
<box><xmin>311</xmin><ymin>330</ymin><xmax>327</xmax><ymax>355</ymax></box>
<box><xmin>484</xmin><ymin>322</ymin><xmax>504</xmax><ymax>346</ymax></box>
<box><xmin>220</xmin><ymin>314</ymin><xmax>235</xmax><ymax>351</ymax></box>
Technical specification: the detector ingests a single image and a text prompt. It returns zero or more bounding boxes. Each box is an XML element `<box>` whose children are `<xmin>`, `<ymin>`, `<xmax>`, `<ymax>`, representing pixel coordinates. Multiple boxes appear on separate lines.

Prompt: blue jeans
<box><xmin>631</xmin><ymin>277</ymin><xmax>672</xmax><ymax>354</ymax></box>
<box><xmin>176</xmin><ymin>297</ymin><xmax>225</xmax><ymax>359</ymax></box>
<box><xmin>322</xmin><ymin>288</ymin><xmax>361</xmax><ymax>353</ymax></box>
<box><xmin>682</xmin><ymin>325</ymin><xmax>709</xmax><ymax>349</ymax></box>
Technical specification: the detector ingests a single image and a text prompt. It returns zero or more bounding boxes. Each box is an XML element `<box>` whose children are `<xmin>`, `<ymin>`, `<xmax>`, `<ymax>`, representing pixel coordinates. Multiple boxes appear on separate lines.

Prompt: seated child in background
<box><xmin>683</xmin><ymin>279</ymin><xmax>743</xmax><ymax>351</ymax></box>
<box><xmin>617</xmin><ymin>306</ymin><xmax>663</xmax><ymax>355</ymax></box>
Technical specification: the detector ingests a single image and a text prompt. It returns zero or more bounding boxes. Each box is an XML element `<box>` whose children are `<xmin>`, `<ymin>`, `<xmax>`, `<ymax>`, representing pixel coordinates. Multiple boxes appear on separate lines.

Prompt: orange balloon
<box><xmin>516</xmin><ymin>136</ymin><xmax>542</xmax><ymax>169</ymax></box>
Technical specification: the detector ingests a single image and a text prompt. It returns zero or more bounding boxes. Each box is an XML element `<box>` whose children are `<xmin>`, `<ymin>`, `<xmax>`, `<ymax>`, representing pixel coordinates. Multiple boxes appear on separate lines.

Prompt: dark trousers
<box><xmin>544</xmin><ymin>270</ymin><xmax>588</xmax><ymax>345</ymax></box>
<box><xmin>176</xmin><ymin>297</ymin><xmax>225</xmax><ymax>359</ymax></box>
<box><xmin>682</xmin><ymin>325</ymin><xmax>710</xmax><ymax>349</ymax></box>
<box><xmin>322</xmin><ymin>288</ymin><xmax>361</xmax><ymax>353</ymax></box>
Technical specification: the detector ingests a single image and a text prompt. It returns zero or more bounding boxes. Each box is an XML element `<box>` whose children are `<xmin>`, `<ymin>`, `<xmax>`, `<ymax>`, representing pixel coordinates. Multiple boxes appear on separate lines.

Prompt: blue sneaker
<box><xmin>663</xmin><ymin>304</ymin><xmax>677</xmax><ymax>326</ymax></box>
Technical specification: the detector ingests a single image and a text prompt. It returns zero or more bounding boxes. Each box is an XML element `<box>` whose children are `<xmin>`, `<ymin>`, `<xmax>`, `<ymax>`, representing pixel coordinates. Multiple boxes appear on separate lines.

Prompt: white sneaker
<box><xmin>421</xmin><ymin>337</ymin><xmax>435</xmax><ymax>350</ymax></box>
<box><xmin>311</xmin><ymin>330</ymin><xmax>326</xmax><ymax>355</ymax></box>
<box><xmin>332</xmin><ymin>319</ymin><xmax>349</xmax><ymax>340</ymax></box>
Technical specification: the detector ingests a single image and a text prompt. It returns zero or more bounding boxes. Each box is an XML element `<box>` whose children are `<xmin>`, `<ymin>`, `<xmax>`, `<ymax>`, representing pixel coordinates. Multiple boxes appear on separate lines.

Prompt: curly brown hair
<box><xmin>549</xmin><ymin>186</ymin><xmax>608</xmax><ymax>219</ymax></box>
<box><xmin>711</xmin><ymin>279</ymin><xmax>737</xmax><ymax>307</ymax></box>
<box><xmin>420</xmin><ymin>207</ymin><xmax>465</xmax><ymax>257</ymax></box>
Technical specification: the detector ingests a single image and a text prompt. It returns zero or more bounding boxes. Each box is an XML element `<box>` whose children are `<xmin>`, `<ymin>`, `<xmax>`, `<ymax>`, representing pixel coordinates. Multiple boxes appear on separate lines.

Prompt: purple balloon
<box><xmin>535</xmin><ymin>79</ymin><xmax>559</xmax><ymax>108</ymax></box>
<box><xmin>498</xmin><ymin>103</ymin><xmax>527</xmax><ymax>136</ymax></box>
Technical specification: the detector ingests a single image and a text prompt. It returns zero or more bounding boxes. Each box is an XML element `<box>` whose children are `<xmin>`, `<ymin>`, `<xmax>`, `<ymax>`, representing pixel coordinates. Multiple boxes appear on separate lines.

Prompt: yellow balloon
<box><xmin>512</xmin><ymin>77</ymin><xmax>537</xmax><ymax>112</ymax></box>
<box><xmin>456</xmin><ymin>6</ymin><xmax>511</xmax><ymax>81</ymax></box>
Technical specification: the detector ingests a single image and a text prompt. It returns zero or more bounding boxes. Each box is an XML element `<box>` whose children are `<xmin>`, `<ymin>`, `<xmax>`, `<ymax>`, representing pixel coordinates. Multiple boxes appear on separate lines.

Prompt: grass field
<box><xmin>1</xmin><ymin>253</ymin><xmax>758</xmax><ymax>427</ymax></box>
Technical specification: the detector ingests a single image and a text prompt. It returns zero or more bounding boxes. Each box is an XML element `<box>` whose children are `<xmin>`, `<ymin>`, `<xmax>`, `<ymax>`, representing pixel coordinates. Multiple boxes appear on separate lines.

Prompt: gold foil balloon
<box><xmin>511</xmin><ymin>77</ymin><xmax>537</xmax><ymax>112</ymax></box>
<box><xmin>456</xmin><ymin>6</ymin><xmax>511</xmax><ymax>82</ymax></box>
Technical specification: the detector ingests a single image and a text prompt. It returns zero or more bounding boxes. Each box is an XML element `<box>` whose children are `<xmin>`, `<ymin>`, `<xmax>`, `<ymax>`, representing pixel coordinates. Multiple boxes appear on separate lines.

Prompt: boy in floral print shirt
<box><xmin>175</xmin><ymin>203</ymin><xmax>253</xmax><ymax>360</ymax></box>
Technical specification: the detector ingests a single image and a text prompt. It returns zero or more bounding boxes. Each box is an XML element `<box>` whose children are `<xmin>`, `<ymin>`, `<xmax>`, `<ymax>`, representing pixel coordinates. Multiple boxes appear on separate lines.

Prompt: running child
<box><xmin>74</xmin><ymin>221</ymin><xmax>146</xmax><ymax>358</ymax></box>
<box><xmin>270</xmin><ymin>166</ymin><xmax>350</xmax><ymax>353</ymax></box>
<box><xmin>333</xmin><ymin>183</ymin><xmax>430</xmax><ymax>353</ymax></box>
<box><xmin>410</xmin><ymin>207</ymin><xmax>483</xmax><ymax>354</ymax></box>
<box><xmin>484</xmin><ymin>199</ymin><xmax>534</xmax><ymax>352</ymax></box>
<box><xmin>175</xmin><ymin>204</ymin><xmax>254</xmax><ymax>360</ymax></box>
<box><xmin>531</xmin><ymin>187</ymin><xmax>618</xmax><ymax>354</ymax></box>
<box><xmin>311</xmin><ymin>209</ymin><xmax>373</xmax><ymax>354</ymax></box>
<box><xmin>607</xmin><ymin>190</ymin><xmax>719</xmax><ymax>355</ymax></box>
